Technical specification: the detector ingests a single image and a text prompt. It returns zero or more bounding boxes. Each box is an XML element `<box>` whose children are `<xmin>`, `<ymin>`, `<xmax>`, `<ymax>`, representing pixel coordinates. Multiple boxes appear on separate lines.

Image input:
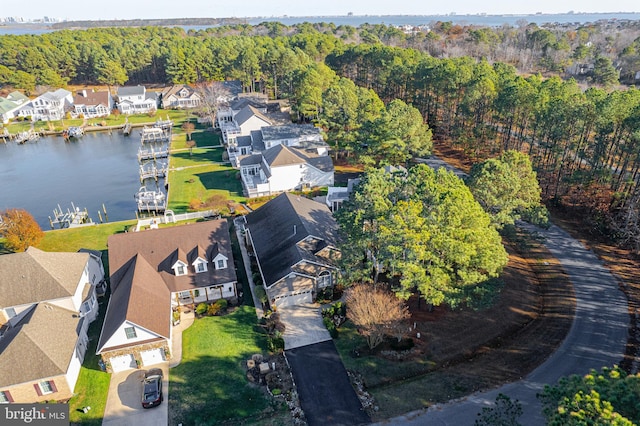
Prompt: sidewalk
<box><xmin>170</xmin><ymin>309</ymin><xmax>195</xmax><ymax>368</ymax></box>
<box><xmin>233</xmin><ymin>216</ymin><xmax>265</xmax><ymax>319</ymax></box>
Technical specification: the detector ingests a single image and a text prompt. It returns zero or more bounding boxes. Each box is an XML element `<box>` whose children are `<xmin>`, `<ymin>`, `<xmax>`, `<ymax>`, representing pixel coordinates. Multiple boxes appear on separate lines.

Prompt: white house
<box><xmin>243</xmin><ymin>193</ymin><xmax>340</xmax><ymax>308</ymax></box>
<box><xmin>116</xmin><ymin>85</ymin><xmax>158</xmax><ymax>115</ymax></box>
<box><xmin>73</xmin><ymin>89</ymin><xmax>113</xmax><ymax>118</ymax></box>
<box><xmin>16</xmin><ymin>89</ymin><xmax>73</xmax><ymax>121</ymax></box>
<box><xmin>0</xmin><ymin>247</ymin><xmax>105</xmax><ymax>403</ymax></box>
<box><xmin>97</xmin><ymin>220</ymin><xmax>238</xmax><ymax>372</ymax></box>
<box><xmin>0</xmin><ymin>91</ymin><xmax>29</xmax><ymax>123</ymax></box>
<box><xmin>160</xmin><ymin>84</ymin><xmax>201</xmax><ymax>109</ymax></box>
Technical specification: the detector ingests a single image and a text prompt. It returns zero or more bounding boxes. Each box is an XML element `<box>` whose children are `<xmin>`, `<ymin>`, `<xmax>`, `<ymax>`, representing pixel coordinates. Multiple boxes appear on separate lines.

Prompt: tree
<box><xmin>344</xmin><ymin>284</ymin><xmax>410</xmax><ymax>350</ymax></box>
<box><xmin>337</xmin><ymin>165</ymin><xmax>508</xmax><ymax>308</ymax></box>
<box><xmin>182</xmin><ymin>121</ymin><xmax>195</xmax><ymax>141</ymax></box>
<box><xmin>0</xmin><ymin>209</ymin><xmax>44</xmax><ymax>252</ymax></box>
<box><xmin>592</xmin><ymin>56</ymin><xmax>619</xmax><ymax>87</ymax></box>
<box><xmin>193</xmin><ymin>81</ymin><xmax>232</xmax><ymax>128</ymax></box>
<box><xmin>467</xmin><ymin>150</ymin><xmax>546</xmax><ymax>228</ymax></box>
<box><xmin>539</xmin><ymin>366</ymin><xmax>640</xmax><ymax>425</ymax></box>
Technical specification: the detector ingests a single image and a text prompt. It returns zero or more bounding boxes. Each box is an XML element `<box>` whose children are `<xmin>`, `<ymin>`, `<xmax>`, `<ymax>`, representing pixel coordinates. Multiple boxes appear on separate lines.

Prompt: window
<box><xmin>39</xmin><ymin>381</ymin><xmax>54</xmax><ymax>394</ymax></box>
<box><xmin>197</xmin><ymin>263</ymin><xmax>205</xmax><ymax>272</ymax></box>
<box><xmin>0</xmin><ymin>391</ymin><xmax>12</xmax><ymax>403</ymax></box>
<box><xmin>5</xmin><ymin>308</ymin><xmax>16</xmax><ymax>319</ymax></box>
<box><xmin>177</xmin><ymin>265</ymin><xmax>185</xmax><ymax>275</ymax></box>
<box><xmin>217</xmin><ymin>259</ymin><xmax>225</xmax><ymax>269</ymax></box>
<box><xmin>124</xmin><ymin>327</ymin><xmax>137</xmax><ymax>339</ymax></box>
<box><xmin>179</xmin><ymin>291</ymin><xmax>191</xmax><ymax>299</ymax></box>
<box><xmin>317</xmin><ymin>271</ymin><xmax>332</xmax><ymax>288</ymax></box>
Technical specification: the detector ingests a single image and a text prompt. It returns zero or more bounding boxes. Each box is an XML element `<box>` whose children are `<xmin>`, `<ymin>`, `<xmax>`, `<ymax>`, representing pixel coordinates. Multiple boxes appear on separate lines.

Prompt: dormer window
<box><xmin>212</xmin><ymin>253</ymin><xmax>228</xmax><ymax>270</ymax></box>
<box><xmin>172</xmin><ymin>260</ymin><xmax>188</xmax><ymax>276</ymax></box>
<box><xmin>193</xmin><ymin>258</ymin><xmax>208</xmax><ymax>273</ymax></box>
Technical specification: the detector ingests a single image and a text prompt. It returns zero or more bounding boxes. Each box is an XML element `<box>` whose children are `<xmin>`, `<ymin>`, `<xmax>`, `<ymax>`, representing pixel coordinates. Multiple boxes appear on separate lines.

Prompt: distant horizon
<box><xmin>3</xmin><ymin>10</ymin><xmax>640</xmax><ymax>24</ymax></box>
<box><xmin>1</xmin><ymin>0</ymin><xmax>639</xmax><ymax>22</ymax></box>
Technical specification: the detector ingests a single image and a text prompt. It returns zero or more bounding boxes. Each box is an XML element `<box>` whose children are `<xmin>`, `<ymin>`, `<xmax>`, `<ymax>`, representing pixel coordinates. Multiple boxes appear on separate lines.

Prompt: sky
<box><xmin>2</xmin><ymin>0</ymin><xmax>639</xmax><ymax>21</ymax></box>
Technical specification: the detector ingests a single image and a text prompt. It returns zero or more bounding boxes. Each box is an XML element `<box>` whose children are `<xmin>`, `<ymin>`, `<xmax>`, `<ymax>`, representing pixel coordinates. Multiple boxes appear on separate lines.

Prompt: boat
<box><xmin>15</xmin><ymin>130</ymin><xmax>40</xmax><ymax>144</ymax></box>
<box><xmin>63</xmin><ymin>126</ymin><xmax>84</xmax><ymax>140</ymax></box>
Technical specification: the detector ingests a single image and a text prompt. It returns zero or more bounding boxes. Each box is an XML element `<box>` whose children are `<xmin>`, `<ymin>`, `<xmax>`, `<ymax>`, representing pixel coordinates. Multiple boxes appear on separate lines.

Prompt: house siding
<box><xmin>100</xmin><ymin>321</ymin><xmax>166</xmax><ymax>351</ymax></box>
<box><xmin>100</xmin><ymin>341</ymin><xmax>170</xmax><ymax>373</ymax></box>
<box><xmin>0</xmin><ymin>375</ymin><xmax>72</xmax><ymax>403</ymax></box>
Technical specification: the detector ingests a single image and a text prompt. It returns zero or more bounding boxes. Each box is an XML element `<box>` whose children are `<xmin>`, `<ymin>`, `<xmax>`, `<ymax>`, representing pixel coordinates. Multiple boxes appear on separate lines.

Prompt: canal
<box><xmin>0</xmin><ymin>130</ymin><xmax>164</xmax><ymax>229</ymax></box>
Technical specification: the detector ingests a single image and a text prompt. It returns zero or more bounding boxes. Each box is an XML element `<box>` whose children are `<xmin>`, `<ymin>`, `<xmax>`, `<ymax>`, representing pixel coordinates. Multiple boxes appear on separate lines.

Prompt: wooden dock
<box><xmin>140</xmin><ymin>126</ymin><xmax>171</xmax><ymax>143</ymax></box>
<box><xmin>138</xmin><ymin>146</ymin><xmax>169</xmax><ymax>161</ymax></box>
<box><xmin>135</xmin><ymin>187</ymin><xmax>167</xmax><ymax>213</ymax></box>
<box><xmin>49</xmin><ymin>203</ymin><xmax>94</xmax><ymax>229</ymax></box>
<box><xmin>139</xmin><ymin>162</ymin><xmax>168</xmax><ymax>182</ymax></box>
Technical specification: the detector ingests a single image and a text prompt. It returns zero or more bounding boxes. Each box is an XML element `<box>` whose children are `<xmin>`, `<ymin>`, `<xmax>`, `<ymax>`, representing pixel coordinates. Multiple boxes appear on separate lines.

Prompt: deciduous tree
<box><xmin>0</xmin><ymin>209</ymin><xmax>44</xmax><ymax>252</ymax></box>
<box><xmin>344</xmin><ymin>284</ymin><xmax>410</xmax><ymax>350</ymax></box>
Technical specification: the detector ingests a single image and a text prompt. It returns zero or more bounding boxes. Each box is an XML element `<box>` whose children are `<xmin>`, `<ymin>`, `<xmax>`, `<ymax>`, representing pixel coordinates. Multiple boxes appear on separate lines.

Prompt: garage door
<box><xmin>140</xmin><ymin>348</ymin><xmax>165</xmax><ymax>366</ymax></box>
<box><xmin>110</xmin><ymin>354</ymin><xmax>135</xmax><ymax>373</ymax></box>
<box><xmin>273</xmin><ymin>290</ymin><xmax>312</xmax><ymax>308</ymax></box>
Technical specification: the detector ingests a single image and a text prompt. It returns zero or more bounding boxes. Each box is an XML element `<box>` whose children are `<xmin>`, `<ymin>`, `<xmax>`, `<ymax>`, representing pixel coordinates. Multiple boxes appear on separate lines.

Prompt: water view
<box><xmin>0</xmin><ymin>130</ymin><xmax>159</xmax><ymax>229</ymax></box>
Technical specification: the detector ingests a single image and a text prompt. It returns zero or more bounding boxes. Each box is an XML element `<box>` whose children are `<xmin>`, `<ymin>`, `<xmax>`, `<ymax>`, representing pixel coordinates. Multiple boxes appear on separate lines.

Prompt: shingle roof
<box><xmin>234</xmin><ymin>105</ymin><xmax>272</xmax><ymax>127</ymax></box>
<box><xmin>0</xmin><ymin>303</ymin><xmax>80</xmax><ymax>387</ymax></box>
<box><xmin>0</xmin><ymin>247</ymin><xmax>89</xmax><ymax>309</ymax></box>
<box><xmin>261</xmin><ymin>124</ymin><xmax>323</xmax><ymax>142</ymax></box>
<box><xmin>263</xmin><ymin>144</ymin><xmax>306</xmax><ymax>167</ymax></box>
<box><xmin>289</xmin><ymin>146</ymin><xmax>334</xmax><ymax>172</ymax></box>
<box><xmin>245</xmin><ymin>193</ymin><xmax>339</xmax><ymax>287</ymax></box>
<box><xmin>161</xmin><ymin>84</ymin><xmax>195</xmax><ymax>98</ymax></box>
<box><xmin>100</xmin><ymin>221</ymin><xmax>237</xmax><ymax>352</ymax></box>
<box><xmin>73</xmin><ymin>90</ymin><xmax>110</xmax><ymax>107</ymax></box>
<box><xmin>6</xmin><ymin>91</ymin><xmax>29</xmax><ymax>104</ymax></box>
<box><xmin>97</xmin><ymin>254</ymin><xmax>170</xmax><ymax>353</ymax></box>
<box><xmin>117</xmin><ymin>85</ymin><xmax>146</xmax><ymax>97</ymax></box>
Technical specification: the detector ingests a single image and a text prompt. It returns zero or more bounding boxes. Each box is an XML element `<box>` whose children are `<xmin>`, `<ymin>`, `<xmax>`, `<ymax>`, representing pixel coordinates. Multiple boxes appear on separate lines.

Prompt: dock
<box><xmin>138</xmin><ymin>145</ymin><xmax>169</xmax><ymax>161</ymax></box>
<box><xmin>135</xmin><ymin>186</ymin><xmax>166</xmax><ymax>213</ymax></box>
<box><xmin>49</xmin><ymin>203</ymin><xmax>94</xmax><ymax>229</ymax></box>
<box><xmin>140</xmin><ymin>126</ymin><xmax>171</xmax><ymax>143</ymax></box>
<box><xmin>139</xmin><ymin>161</ymin><xmax>168</xmax><ymax>182</ymax></box>
<box><xmin>15</xmin><ymin>130</ymin><xmax>40</xmax><ymax>144</ymax></box>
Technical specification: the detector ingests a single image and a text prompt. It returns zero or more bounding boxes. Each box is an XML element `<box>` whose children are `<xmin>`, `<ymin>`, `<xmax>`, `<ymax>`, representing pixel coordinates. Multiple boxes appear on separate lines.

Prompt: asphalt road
<box><xmin>377</xmin><ymin>222</ymin><xmax>629</xmax><ymax>425</ymax></box>
<box><xmin>286</xmin><ymin>340</ymin><xmax>371</xmax><ymax>426</ymax></box>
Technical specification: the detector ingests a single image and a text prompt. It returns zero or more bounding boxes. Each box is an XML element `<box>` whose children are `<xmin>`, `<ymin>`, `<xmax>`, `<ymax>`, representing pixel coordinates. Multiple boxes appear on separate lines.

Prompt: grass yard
<box><xmin>171</xmin><ymin>147</ymin><xmax>225</xmax><ymax>169</ymax></box>
<box><xmin>168</xmin><ymin>163</ymin><xmax>244</xmax><ymax>212</ymax></box>
<box><xmin>169</xmin><ymin>306</ymin><xmax>286</xmax><ymax>425</ymax></box>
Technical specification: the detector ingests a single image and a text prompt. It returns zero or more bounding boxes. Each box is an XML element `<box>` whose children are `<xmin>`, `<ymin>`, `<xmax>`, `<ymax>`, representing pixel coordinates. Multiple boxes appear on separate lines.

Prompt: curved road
<box><xmin>378</xmin><ymin>222</ymin><xmax>629</xmax><ymax>425</ymax></box>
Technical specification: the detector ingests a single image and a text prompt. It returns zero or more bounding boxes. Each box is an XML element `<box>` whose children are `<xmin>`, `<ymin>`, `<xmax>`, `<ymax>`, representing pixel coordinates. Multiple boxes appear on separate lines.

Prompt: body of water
<box><xmin>0</xmin><ymin>130</ymin><xmax>163</xmax><ymax>229</ymax></box>
<box><xmin>1</xmin><ymin>12</ymin><xmax>639</xmax><ymax>36</ymax></box>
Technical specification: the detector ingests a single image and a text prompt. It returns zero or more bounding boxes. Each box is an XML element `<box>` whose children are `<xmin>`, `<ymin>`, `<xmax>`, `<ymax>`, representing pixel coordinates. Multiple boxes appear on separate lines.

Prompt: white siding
<box><xmin>269</xmin><ymin>164</ymin><xmax>304</xmax><ymax>192</ymax></box>
<box><xmin>100</xmin><ymin>321</ymin><xmax>165</xmax><ymax>350</ymax></box>
<box><xmin>65</xmin><ymin>348</ymin><xmax>83</xmax><ymax>393</ymax></box>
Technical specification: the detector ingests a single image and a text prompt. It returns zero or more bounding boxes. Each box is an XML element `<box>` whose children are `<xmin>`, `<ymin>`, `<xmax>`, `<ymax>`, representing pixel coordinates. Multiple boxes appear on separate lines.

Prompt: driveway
<box><xmin>279</xmin><ymin>303</ymin><xmax>332</xmax><ymax>350</ymax></box>
<box><xmin>286</xmin><ymin>340</ymin><xmax>371</xmax><ymax>426</ymax></box>
<box><xmin>379</xmin><ymin>222</ymin><xmax>629</xmax><ymax>425</ymax></box>
<box><xmin>102</xmin><ymin>363</ymin><xmax>168</xmax><ymax>426</ymax></box>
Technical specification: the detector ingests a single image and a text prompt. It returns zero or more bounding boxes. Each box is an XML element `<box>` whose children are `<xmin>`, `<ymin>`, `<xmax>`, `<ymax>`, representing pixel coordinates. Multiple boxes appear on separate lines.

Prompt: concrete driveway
<box><xmin>287</xmin><ymin>341</ymin><xmax>371</xmax><ymax>426</ymax></box>
<box><xmin>278</xmin><ymin>303</ymin><xmax>332</xmax><ymax>350</ymax></box>
<box><xmin>102</xmin><ymin>363</ymin><xmax>168</xmax><ymax>426</ymax></box>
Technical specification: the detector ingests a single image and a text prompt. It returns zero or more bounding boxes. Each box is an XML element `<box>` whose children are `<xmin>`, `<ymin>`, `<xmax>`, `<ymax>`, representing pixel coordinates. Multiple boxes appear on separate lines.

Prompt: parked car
<box><xmin>141</xmin><ymin>368</ymin><xmax>163</xmax><ymax>408</ymax></box>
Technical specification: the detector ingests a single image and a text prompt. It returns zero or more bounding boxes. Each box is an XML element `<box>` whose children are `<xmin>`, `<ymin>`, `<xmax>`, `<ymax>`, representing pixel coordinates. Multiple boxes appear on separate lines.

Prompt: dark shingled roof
<box><xmin>263</xmin><ymin>144</ymin><xmax>306</xmax><ymax>167</ymax></box>
<box><xmin>289</xmin><ymin>146</ymin><xmax>334</xmax><ymax>172</ymax></box>
<box><xmin>0</xmin><ymin>247</ymin><xmax>89</xmax><ymax>308</ymax></box>
<box><xmin>261</xmin><ymin>124</ymin><xmax>322</xmax><ymax>142</ymax></box>
<box><xmin>245</xmin><ymin>193</ymin><xmax>339</xmax><ymax>287</ymax></box>
<box><xmin>0</xmin><ymin>303</ymin><xmax>80</xmax><ymax>387</ymax></box>
<box><xmin>117</xmin><ymin>85</ymin><xmax>146</xmax><ymax>97</ymax></box>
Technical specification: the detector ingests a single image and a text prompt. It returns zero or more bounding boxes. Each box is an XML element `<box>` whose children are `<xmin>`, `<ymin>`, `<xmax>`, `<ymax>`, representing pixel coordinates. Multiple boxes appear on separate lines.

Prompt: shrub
<box><xmin>207</xmin><ymin>303</ymin><xmax>220</xmax><ymax>316</ymax></box>
<box><xmin>254</xmin><ymin>285</ymin><xmax>268</xmax><ymax>304</ymax></box>
<box><xmin>215</xmin><ymin>298</ymin><xmax>228</xmax><ymax>310</ymax></box>
<box><xmin>267</xmin><ymin>334</ymin><xmax>285</xmax><ymax>353</ymax></box>
<box><xmin>195</xmin><ymin>303</ymin><xmax>208</xmax><ymax>316</ymax></box>
<box><xmin>323</xmin><ymin>316</ymin><xmax>338</xmax><ymax>338</ymax></box>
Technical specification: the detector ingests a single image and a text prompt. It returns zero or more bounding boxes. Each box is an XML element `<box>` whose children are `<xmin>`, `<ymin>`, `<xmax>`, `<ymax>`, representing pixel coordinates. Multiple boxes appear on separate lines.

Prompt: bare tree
<box><xmin>345</xmin><ymin>284</ymin><xmax>410</xmax><ymax>350</ymax></box>
<box><xmin>193</xmin><ymin>81</ymin><xmax>232</xmax><ymax>129</ymax></box>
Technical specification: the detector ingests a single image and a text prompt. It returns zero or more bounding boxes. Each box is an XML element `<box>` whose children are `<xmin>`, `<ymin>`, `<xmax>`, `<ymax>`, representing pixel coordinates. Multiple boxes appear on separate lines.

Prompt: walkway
<box><xmin>279</xmin><ymin>303</ymin><xmax>332</xmax><ymax>350</ymax></box>
<box><xmin>378</xmin><ymin>222</ymin><xmax>629</xmax><ymax>425</ymax></box>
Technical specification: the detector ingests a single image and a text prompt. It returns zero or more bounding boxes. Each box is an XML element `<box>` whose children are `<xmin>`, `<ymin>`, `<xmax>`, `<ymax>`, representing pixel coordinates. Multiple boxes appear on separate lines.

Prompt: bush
<box><xmin>323</xmin><ymin>316</ymin><xmax>338</xmax><ymax>338</ymax></box>
<box><xmin>207</xmin><ymin>303</ymin><xmax>220</xmax><ymax>316</ymax></box>
<box><xmin>254</xmin><ymin>285</ymin><xmax>268</xmax><ymax>304</ymax></box>
<box><xmin>267</xmin><ymin>334</ymin><xmax>285</xmax><ymax>353</ymax></box>
<box><xmin>195</xmin><ymin>303</ymin><xmax>208</xmax><ymax>315</ymax></box>
<box><xmin>215</xmin><ymin>298</ymin><xmax>228</xmax><ymax>310</ymax></box>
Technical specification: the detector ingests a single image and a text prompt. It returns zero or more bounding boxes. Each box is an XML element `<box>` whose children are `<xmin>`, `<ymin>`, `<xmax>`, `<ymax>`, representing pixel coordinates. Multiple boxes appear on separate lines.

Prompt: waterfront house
<box><xmin>97</xmin><ymin>220</ymin><xmax>238</xmax><ymax>372</ymax></box>
<box><xmin>73</xmin><ymin>89</ymin><xmax>113</xmax><ymax>118</ymax></box>
<box><xmin>160</xmin><ymin>84</ymin><xmax>201</xmax><ymax>109</ymax></box>
<box><xmin>116</xmin><ymin>85</ymin><xmax>157</xmax><ymax>115</ymax></box>
<box><xmin>0</xmin><ymin>91</ymin><xmax>29</xmax><ymax>123</ymax></box>
<box><xmin>0</xmin><ymin>247</ymin><xmax>105</xmax><ymax>403</ymax></box>
<box><xmin>16</xmin><ymin>89</ymin><xmax>73</xmax><ymax>122</ymax></box>
<box><xmin>243</xmin><ymin>193</ymin><xmax>340</xmax><ymax>308</ymax></box>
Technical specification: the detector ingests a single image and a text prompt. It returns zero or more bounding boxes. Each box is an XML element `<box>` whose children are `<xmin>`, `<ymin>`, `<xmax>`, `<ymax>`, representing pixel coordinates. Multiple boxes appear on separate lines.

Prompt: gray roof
<box><xmin>239</xmin><ymin>154</ymin><xmax>263</xmax><ymax>166</ymax></box>
<box><xmin>289</xmin><ymin>147</ymin><xmax>334</xmax><ymax>172</ymax></box>
<box><xmin>117</xmin><ymin>85</ymin><xmax>146</xmax><ymax>97</ymax></box>
<box><xmin>0</xmin><ymin>247</ymin><xmax>89</xmax><ymax>308</ymax></box>
<box><xmin>0</xmin><ymin>303</ymin><xmax>80</xmax><ymax>387</ymax></box>
<box><xmin>236</xmin><ymin>135</ymin><xmax>253</xmax><ymax>148</ymax></box>
<box><xmin>231</xmin><ymin>97</ymin><xmax>268</xmax><ymax>111</ymax></box>
<box><xmin>7</xmin><ymin>91</ymin><xmax>29</xmax><ymax>103</ymax></box>
<box><xmin>263</xmin><ymin>144</ymin><xmax>306</xmax><ymax>167</ymax></box>
<box><xmin>261</xmin><ymin>124</ymin><xmax>323</xmax><ymax>142</ymax></box>
<box><xmin>234</xmin><ymin>105</ymin><xmax>272</xmax><ymax>127</ymax></box>
<box><xmin>40</xmin><ymin>89</ymin><xmax>71</xmax><ymax>102</ymax></box>
<box><xmin>250</xmin><ymin>130</ymin><xmax>265</xmax><ymax>151</ymax></box>
<box><xmin>245</xmin><ymin>193</ymin><xmax>339</xmax><ymax>287</ymax></box>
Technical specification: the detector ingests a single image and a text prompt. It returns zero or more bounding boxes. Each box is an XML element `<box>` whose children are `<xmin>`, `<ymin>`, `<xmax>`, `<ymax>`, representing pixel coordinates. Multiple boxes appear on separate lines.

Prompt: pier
<box><xmin>15</xmin><ymin>130</ymin><xmax>40</xmax><ymax>144</ymax></box>
<box><xmin>139</xmin><ymin>161</ymin><xmax>168</xmax><ymax>182</ymax></box>
<box><xmin>135</xmin><ymin>186</ymin><xmax>167</xmax><ymax>213</ymax></box>
<box><xmin>140</xmin><ymin>126</ymin><xmax>171</xmax><ymax>143</ymax></box>
<box><xmin>137</xmin><ymin>145</ymin><xmax>169</xmax><ymax>161</ymax></box>
<box><xmin>49</xmin><ymin>203</ymin><xmax>94</xmax><ymax>229</ymax></box>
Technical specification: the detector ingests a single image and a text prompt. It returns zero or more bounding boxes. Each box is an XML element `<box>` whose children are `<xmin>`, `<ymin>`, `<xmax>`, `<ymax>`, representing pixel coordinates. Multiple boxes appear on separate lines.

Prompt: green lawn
<box><xmin>169</xmin><ymin>306</ymin><xmax>282</xmax><ymax>425</ymax></box>
<box><xmin>170</xmin><ymin>147</ymin><xmax>225</xmax><ymax>169</ymax></box>
<box><xmin>168</xmin><ymin>163</ymin><xmax>244</xmax><ymax>212</ymax></box>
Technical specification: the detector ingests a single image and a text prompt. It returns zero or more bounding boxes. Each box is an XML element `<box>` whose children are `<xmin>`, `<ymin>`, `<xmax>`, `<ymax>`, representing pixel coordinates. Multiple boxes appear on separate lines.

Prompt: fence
<box><xmin>134</xmin><ymin>210</ymin><xmax>218</xmax><ymax>231</ymax></box>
